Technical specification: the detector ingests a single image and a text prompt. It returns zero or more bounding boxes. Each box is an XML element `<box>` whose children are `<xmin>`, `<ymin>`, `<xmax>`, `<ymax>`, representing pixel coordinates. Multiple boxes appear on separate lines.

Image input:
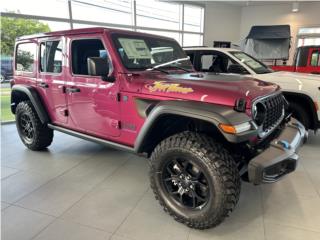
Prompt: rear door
<box><xmin>37</xmin><ymin>37</ymin><xmax>68</xmax><ymax>124</ymax></box>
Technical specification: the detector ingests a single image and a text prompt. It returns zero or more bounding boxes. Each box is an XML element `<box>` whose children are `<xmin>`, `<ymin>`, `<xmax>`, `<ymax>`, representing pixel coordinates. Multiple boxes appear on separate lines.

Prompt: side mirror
<box><xmin>228</xmin><ymin>64</ymin><xmax>248</xmax><ymax>74</ymax></box>
<box><xmin>87</xmin><ymin>57</ymin><xmax>114</xmax><ymax>82</ymax></box>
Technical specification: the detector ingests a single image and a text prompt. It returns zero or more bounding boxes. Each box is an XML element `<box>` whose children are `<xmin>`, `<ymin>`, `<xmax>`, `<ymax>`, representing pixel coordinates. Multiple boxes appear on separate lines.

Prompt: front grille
<box><xmin>254</xmin><ymin>92</ymin><xmax>285</xmax><ymax>136</ymax></box>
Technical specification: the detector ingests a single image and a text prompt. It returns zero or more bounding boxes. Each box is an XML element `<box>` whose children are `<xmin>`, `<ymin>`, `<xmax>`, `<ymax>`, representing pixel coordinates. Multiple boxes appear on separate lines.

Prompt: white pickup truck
<box><xmin>184</xmin><ymin>47</ymin><xmax>320</xmax><ymax>131</ymax></box>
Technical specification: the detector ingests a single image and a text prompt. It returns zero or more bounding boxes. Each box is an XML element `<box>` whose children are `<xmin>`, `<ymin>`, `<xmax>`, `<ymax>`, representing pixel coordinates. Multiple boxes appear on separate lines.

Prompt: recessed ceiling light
<box><xmin>292</xmin><ymin>2</ymin><xmax>299</xmax><ymax>12</ymax></box>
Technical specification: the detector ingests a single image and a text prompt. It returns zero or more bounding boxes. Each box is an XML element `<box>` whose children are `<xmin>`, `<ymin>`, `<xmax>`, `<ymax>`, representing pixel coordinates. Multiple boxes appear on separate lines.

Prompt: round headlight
<box><xmin>253</xmin><ymin>102</ymin><xmax>266</xmax><ymax>126</ymax></box>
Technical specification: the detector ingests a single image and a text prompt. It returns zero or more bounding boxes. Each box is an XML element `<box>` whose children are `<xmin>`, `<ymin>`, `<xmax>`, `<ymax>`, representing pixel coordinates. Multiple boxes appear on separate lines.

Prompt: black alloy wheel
<box><xmin>18</xmin><ymin>113</ymin><xmax>35</xmax><ymax>144</ymax></box>
<box><xmin>162</xmin><ymin>157</ymin><xmax>210</xmax><ymax>210</ymax></box>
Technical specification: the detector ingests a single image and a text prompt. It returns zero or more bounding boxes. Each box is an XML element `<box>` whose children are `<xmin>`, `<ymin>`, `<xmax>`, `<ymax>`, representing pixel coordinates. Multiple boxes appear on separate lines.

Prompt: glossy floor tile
<box><xmin>1</xmin><ymin>124</ymin><xmax>320</xmax><ymax>240</ymax></box>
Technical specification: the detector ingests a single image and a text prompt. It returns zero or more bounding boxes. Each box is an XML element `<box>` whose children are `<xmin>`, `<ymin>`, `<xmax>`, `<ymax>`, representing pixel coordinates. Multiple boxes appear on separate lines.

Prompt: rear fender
<box><xmin>11</xmin><ymin>85</ymin><xmax>50</xmax><ymax>124</ymax></box>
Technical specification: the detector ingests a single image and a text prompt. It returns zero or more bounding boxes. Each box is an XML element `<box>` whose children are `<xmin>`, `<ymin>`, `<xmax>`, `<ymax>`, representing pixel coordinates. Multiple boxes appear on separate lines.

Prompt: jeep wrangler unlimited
<box><xmin>11</xmin><ymin>28</ymin><xmax>307</xmax><ymax>229</ymax></box>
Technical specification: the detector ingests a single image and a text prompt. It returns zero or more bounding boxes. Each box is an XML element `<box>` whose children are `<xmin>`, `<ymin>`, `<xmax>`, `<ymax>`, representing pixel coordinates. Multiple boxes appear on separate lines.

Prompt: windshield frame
<box><xmin>229</xmin><ymin>51</ymin><xmax>273</xmax><ymax>74</ymax></box>
<box><xmin>111</xmin><ymin>33</ymin><xmax>193</xmax><ymax>72</ymax></box>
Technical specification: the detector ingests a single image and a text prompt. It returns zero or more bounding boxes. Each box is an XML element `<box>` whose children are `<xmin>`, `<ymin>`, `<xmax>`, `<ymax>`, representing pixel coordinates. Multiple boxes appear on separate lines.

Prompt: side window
<box><xmin>201</xmin><ymin>54</ymin><xmax>216</xmax><ymax>71</ymax></box>
<box><xmin>40</xmin><ymin>40</ymin><xmax>63</xmax><ymax>73</ymax></box>
<box><xmin>200</xmin><ymin>53</ymin><xmax>238</xmax><ymax>73</ymax></box>
<box><xmin>71</xmin><ymin>39</ymin><xmax>107</xmax><ymax>75</ymax></box>
<box><xmin>310</xmin><ymin>50</ymin><xmax>319</xmax><ymax>67</ymax></box>
<box><xmin>16</xmin><ymin>43</ymin><xmax>37</xmax><ymax>72</ymax></box>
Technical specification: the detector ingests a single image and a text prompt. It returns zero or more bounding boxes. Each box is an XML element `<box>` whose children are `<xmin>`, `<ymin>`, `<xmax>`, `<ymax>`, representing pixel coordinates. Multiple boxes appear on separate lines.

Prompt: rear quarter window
<box><xmin>16</xmin><ymin>42</ymin><xmax>37</xmax><ymax>73</ymax></box>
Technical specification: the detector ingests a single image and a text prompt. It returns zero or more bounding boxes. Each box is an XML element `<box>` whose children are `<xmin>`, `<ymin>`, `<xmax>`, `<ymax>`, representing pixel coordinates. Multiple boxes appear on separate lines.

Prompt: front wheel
<box><xmin>149</xmin><ymin>131</ymin><xmax>241</xmax><ymax>229</ymax></box>
<box><xmin>16</xmin><ymin>101</ymin><xmax>53</xmax><ymax>150</ymax></box>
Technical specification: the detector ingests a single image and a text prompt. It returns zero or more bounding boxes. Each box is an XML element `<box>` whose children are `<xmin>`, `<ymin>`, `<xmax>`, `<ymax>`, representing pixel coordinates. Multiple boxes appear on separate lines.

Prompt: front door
<box><xmin>65</xmin><ymin>36</ymin><xmax>121</xmax><ymax>138</ymax></box>
<box><xmin>37</xmin><ymin>37</ymin><xmax>68</xmax><ymax>124</ymax></box>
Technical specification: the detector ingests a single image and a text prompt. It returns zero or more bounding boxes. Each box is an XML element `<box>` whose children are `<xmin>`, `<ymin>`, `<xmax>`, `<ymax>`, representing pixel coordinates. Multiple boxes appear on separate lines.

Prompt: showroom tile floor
<box><xmin>1</xmin><ymin>123</ymin><xmax>320</xmax><ymax>240</ymax></box>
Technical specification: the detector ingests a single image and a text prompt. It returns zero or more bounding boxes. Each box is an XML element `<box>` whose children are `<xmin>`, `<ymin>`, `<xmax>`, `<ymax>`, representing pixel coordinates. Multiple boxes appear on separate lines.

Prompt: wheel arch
<box><xmin>282</xmin><ymin>91</ymin><xmax>318</xmax><ymax>130</ymax></box>
<box><xmin>134</xmin><ymin>100</ymin><xmax>255</xmax><ymax>155</ymax></box>
<box><xmin>11</xmin><ymin>85</ymin><xmax>50</xmax><ymax>124</ymax></box>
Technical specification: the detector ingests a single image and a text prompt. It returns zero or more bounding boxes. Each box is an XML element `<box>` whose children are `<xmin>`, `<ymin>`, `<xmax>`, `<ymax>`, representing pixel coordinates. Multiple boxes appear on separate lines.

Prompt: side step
<box><xmin>48</xmin><ymin>124</ymin><xmax>135</xmax><ymax>153</ymax></box>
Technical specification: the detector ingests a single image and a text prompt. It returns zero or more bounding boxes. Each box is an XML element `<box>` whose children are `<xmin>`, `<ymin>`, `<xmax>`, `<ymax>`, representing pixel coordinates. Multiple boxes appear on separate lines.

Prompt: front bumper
<box><xmin>248</xmin><ymin>118</ymin><xmax>308</xmax><ymax>185</ymax></box>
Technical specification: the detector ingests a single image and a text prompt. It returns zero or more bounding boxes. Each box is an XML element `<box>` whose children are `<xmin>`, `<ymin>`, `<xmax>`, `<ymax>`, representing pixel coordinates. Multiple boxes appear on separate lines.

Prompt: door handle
<box><xmin>66</xmin><ymin>87</ymin><xmax>81</xmax><ymax>93</ymax></box>
<box><xmin>39</xmin><ymin>82</ymin><xmax>49</xmax><ymax>88</ymax></box>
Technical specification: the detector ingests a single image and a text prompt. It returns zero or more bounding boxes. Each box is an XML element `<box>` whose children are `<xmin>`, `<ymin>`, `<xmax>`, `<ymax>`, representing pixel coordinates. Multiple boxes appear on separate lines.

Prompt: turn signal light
<box><xmin>219</xmin><ymin>124</ymin><xmax>237</xmax><ymax>134</ymax></box>
<box><xmin>219</xmin><ymin>122</ymin><xmax>252</xmax><ymax>134</ymax></box>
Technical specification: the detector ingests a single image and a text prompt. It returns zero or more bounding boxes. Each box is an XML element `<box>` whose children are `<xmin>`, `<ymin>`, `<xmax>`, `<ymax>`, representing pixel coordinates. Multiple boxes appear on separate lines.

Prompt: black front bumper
<box><xmin>248</xmin><ymin>118</ymin><xmax>308</xmax><ymax>185</ymax></box>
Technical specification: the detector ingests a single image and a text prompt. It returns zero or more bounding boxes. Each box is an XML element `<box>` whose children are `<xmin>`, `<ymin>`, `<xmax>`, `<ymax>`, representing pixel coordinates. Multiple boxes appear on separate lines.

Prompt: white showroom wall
<box><xmin>203</xmin><ymin>2</ymin><xmax>241</xmax><ymax>47</ymax></box>
<box><xmin>203</xmin><ymin>1</ymin><xmax>320</xmax><ymax>64</ymax></box>
<box><xmin>240</xmin><ymin>2</ymin><xmax>320</xmax><ymax>64</ymax></box>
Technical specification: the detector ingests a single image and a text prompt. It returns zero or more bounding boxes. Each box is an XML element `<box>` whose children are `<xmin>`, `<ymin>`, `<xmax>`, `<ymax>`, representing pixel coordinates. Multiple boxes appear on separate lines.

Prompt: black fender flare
<box><xmin>134</xmin><ymin>100</ymin><xmax>257</xmax><ymax>153</ymax></box>
<box><xmin>11</xmin><ymin>85</ymin><xmax>50</xmax><ymax>124</ymax></box>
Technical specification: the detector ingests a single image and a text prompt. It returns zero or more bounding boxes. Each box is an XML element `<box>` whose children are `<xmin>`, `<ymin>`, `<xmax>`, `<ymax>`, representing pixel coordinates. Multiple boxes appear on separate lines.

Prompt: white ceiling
<box><xmin>168</xmin><ymin>1</ymin><xmax>316</xmax><ymax>7</ymax></box>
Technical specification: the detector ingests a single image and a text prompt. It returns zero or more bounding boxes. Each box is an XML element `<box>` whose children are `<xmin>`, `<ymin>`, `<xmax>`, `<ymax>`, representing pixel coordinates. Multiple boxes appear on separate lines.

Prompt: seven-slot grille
<box><xmin>257</xmin><ymin>93</ymin><xmax>285</xmax><ymax>132</ymax></box>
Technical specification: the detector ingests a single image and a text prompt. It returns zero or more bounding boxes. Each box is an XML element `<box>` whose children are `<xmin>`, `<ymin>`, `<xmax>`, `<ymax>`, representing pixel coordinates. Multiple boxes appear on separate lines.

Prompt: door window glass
<box><xmin>71</xmin><ymin>39</ymin><xmax>107</xmax><ymax>75</ymax></box>
<box><xmin>200</xmin><ymin>53</ymin><xmax>236</xmax><ymax>73</ymax></box>
<box><xmin>16</xmin><ymin>43</ymin><xmax>36</xmax><ymax>72</ymax></box>
<box><xmin>310</xmin><ymin>50</ymin><xmax>319</xmax><ymax>66</ymax></box>
<box><xmin>40</xmin><ymin>40</ymin><xmax>63</xmax><ymax>73</ymax></box>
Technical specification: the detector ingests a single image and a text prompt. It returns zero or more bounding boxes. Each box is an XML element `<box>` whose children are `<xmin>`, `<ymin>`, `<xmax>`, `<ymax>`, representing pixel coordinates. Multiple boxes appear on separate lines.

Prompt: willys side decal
<box><xmin>145</xmin><ymin>81</ymin><xmax>194</xmax><ymax>94</ymax></box>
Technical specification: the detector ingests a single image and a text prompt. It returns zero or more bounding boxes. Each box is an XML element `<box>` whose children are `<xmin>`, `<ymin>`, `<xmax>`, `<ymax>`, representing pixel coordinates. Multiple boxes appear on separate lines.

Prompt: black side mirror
<box><xmin>87</xmin><ymin>57</ymin><xmax>114</xmax><ymax>82</ymax></box>
<box><xmin>228</xmin><ymin>64</ymin><xmax>248</xmax><ymax>74</ymax></box>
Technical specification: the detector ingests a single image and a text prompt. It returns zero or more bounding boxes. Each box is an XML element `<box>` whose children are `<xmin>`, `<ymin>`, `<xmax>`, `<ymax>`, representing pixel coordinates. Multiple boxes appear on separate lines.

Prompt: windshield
<box><xmin>112</xmin><ymin>33</ymin><xmax>193</xmax><ymax>71</ymax></box>
<box><xmin>230</xmin><ymin>51</ymin><xmax>273</xmax><ymax>74</ymax></box>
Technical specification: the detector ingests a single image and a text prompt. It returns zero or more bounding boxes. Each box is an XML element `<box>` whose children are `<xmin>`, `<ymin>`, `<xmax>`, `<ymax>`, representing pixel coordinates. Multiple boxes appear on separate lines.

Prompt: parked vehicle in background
<box><xmin>184</xmin><ymin>47</ymin><xmax>320</xmax><ymax>131</ymax></box>
<box><xmin>272</xmin><ymin>45</ymin><xmax>320</xmax><ymax>74</ymax></box>
<box><xmin>11</xmin><ymin>28</ymin><xmax>307</xmax><ymax>229</ymax></box>
<box><xmin>0</xmin><ymin>56</ymin><xmax>13</xmax><ymax>83</ymax></box>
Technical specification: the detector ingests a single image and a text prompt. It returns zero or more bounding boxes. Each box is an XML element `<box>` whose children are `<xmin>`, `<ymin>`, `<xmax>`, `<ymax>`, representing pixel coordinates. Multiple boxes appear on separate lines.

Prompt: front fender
<box><xmin>134</xmin><ymin>100</ymin><xmax>257</xmax><ymax>153</ymax></box>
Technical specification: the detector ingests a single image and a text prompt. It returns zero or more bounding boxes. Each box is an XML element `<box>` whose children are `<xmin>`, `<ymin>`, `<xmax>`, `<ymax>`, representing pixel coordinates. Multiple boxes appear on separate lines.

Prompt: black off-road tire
<box><xmin>149</xmin><ymin>131</ymin><xmax>241</xmax><ymax>229</ymax></box>
<box><xmin>15</xmin><ymin>101</ymin><xmax>53</xmax><ymax>150</ymax></box>
<box><xmin>290</xmin><ymin>102</ymin><xmax>310</xmax><ymax>129</ymax></box>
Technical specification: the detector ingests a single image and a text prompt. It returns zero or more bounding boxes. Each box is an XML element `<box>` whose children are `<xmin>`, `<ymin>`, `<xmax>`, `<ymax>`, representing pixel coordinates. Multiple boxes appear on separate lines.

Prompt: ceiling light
<box><xmin>292</xmin><ymin>2</ymin><xmax>299</xmax><ymax>12</ymax></box>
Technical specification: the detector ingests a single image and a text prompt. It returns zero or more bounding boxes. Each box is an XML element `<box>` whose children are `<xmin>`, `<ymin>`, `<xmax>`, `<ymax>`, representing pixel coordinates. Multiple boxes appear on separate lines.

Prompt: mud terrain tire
<box><xmin>16</xmin><ymin>101</ymin><xmax>53</xmax><ymax>150</ymax></box>
<box><xmin>149</xmin><ymin>131</ymin><xmax>241</xmax><ymax>229</ymax></box>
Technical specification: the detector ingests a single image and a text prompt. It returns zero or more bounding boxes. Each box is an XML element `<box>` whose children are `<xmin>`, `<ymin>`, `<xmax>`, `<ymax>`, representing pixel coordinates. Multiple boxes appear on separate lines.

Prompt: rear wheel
<box><xmin>149</xmin><ymin>131</ymin><xmax>241</xmax><ymax>229</ymax></box>
<box><xmin>290</xmin><ymin>102</ymin><xmax>310</xmax><ymax>129</ymax></box>
<box><xmin>16</xmin><ymin>101</ymin><xmax>53</xmax><ymax>150</ymax></box>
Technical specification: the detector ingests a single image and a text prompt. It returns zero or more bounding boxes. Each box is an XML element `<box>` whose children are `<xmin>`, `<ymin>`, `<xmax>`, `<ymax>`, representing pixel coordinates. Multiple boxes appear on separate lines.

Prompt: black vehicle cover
<box><xmin>242</xmin><ymin>25</ymin><xmax>291</xmax><ymax>60</ymax></box>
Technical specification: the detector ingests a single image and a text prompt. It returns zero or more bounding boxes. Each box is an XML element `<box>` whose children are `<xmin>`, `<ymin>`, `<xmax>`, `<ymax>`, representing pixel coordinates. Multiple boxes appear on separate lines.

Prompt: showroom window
<box><xmin>0</xmin><ymin>0</ymin><xmax>204</xmax><ymax>122</ymax></box>
<box><xmin>310</xmin><ymin>50</ymin><xmax>320</xmax><ymax>66</ymax></box>
<box><xmin>297</xmin><ymin>27</ymin><xmax>320</xmax><ymax>47</ymax></box>
<box><xmin>40</xmin><ymin>40</ymin><xmax>63</xmax><ymax>73</ymax></box>
<box><xmin>136</xmin><ymin>0</ymin><xmax>182</xmax><ymax>31</ymax></box>
<box><xmin>16</xmin><ymin>43</ymin><xmax>37</xmax><ymax>72</ymax></box>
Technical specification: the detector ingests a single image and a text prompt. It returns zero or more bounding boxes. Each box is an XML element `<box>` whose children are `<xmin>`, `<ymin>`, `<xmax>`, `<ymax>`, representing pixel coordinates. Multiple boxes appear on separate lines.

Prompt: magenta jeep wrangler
<box><xmin>11</xmin><ymin>28</ymin><xmax>307</xmax><ymax>229</ymax></box>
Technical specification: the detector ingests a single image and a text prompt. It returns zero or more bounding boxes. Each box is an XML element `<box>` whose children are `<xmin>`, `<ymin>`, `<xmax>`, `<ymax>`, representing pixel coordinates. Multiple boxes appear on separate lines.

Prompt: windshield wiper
<box><xmin>146</xmin><ymin>57</ymin><xmax>190</xmax><ymax>73</ymax></box>
<box><xmin>145</xmin><ymin>67</ymin><xmax>169</xmax><ymax>74</ymax></box>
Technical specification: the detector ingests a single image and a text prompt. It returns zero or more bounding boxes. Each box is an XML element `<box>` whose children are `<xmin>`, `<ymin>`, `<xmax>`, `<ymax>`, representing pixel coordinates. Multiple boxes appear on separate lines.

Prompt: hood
<box><xmin>138</xmin><ymin>72</ymin><xmax>279</xmax><ymax>109</ymax></box>
<box><xmin>256</xmin><ymin>71</ymin><xmax>320</xmax><ymax>95</ymax></box>
<box><xmin>267</xmin><ymin>71</ymin><xmax>320</xmax><ymax>82</ymax></box>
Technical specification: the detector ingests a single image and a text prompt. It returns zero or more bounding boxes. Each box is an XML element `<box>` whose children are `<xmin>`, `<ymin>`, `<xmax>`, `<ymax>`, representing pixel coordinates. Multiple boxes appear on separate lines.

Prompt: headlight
<box><xmin>219</xmin><ymin>122</ymin><xmax>252</xmax><ymax>134</ymax></box>
<box><xmin>253</xmin><ymin>102</ymin><xmax>266</xmax><ymax>126</ymax></box>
